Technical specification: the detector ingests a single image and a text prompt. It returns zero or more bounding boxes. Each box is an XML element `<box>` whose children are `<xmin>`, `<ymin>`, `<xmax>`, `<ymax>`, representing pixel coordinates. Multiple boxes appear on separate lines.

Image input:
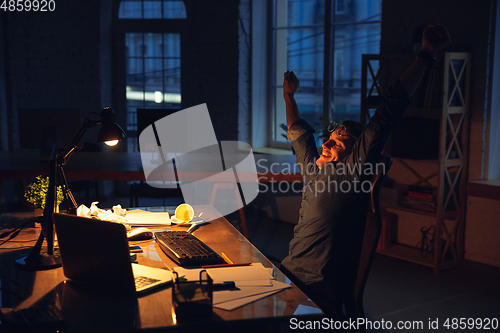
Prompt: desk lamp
<box><xmin>17</xmin><ymin>107</ymin><xmax>127</xmax><ymax>270</ymax></box>
<box><xmin>57</xmin><ymin>107</ymin><xmax>127</xmax><ymax>213</ymax></box>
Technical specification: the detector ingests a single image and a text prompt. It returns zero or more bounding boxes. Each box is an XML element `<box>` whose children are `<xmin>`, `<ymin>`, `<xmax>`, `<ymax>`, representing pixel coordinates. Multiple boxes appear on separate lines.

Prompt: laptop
<box><xmin>53</xmin><ymin>213</ymin><xmax>172</xmax><ymax>296</ymax></box>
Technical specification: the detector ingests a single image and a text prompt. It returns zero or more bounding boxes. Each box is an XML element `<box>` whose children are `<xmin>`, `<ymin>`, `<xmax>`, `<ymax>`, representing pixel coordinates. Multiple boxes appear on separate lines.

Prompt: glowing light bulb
<box><xmin>105</xmin><ymin>140</ymin><xmax>119</xmax><ymax>146</ymax></box>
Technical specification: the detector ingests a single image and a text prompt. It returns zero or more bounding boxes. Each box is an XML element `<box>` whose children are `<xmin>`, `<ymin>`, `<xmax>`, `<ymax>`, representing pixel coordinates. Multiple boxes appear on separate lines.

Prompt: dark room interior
<box><xmin>1</xmin><ymin>1</ymin><xmax>499</xmax><ymax>332</ymax></box>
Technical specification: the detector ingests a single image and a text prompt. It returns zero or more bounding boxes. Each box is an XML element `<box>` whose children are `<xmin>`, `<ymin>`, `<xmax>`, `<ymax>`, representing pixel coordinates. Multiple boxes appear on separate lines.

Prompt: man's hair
<box><xmin>342</xmin><ymin>120</ymin><xmax>365</xmax><ymax>140</ymax></box>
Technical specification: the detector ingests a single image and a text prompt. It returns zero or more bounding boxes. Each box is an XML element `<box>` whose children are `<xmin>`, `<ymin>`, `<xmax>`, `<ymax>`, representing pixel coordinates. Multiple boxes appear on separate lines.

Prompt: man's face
<box><xmin>316</xmin><ymin>130</ymin><xmax>355</xmax><ymax>169</ymax></box>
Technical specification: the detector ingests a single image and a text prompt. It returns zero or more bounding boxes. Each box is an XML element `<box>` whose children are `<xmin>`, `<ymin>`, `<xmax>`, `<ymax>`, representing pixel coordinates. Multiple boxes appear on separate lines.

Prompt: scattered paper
<box><xmin>213</xmin><ymin>282</ymin><xmax>291</xmax><ymax>311</ymax></box>
<box><xmin>77</xmin><ymin>202</ymin><xmax>128</xmax><ymax>223</ymax></box>
<box><xmin>172</xmin><ymin>263</ymin><xmax>290</xmax><ymax>310</ymax></box>
<box><xmin>76</xmin><ymin>204</ymin><xmax>172</xmax><ymax>227</ymax></box>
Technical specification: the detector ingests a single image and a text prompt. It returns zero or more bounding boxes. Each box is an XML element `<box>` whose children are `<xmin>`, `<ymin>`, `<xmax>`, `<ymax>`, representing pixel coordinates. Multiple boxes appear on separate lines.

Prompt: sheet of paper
<box><xmin>206</xmin><ymin>263</ymin><xmax>273</xmax><ymax>284</ymax></box>
<box><xmin>213</xmin><ymin>282</ymin><xmax>291</xmax><ymax>311</ymax></box>
<box><xmin>125</xmin><ymin>209</ymin><xmax>171</xmax><ymax>226</ymax></box>
<box><xmin>213</xmin><ymin>290</ymin><xmax>280</xmax><ymax>311</ymax></box>
<box><xmin>213</xmin><ymin>280</ymin><xmax>290</xmax><ymax>305</ymax></box>
<box><xmin>172</xmin><ymin>263</ymin><xmax>290</xmax><ymax>310</ymax></box>
<box><xmin>173</xmin><ymin>263</ymin><xmax>274</xmax><ymax>285</ymax></box>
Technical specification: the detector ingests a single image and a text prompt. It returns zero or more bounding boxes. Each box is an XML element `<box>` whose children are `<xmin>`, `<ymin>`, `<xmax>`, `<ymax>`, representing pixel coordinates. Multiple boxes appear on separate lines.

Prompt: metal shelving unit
<box><xmin>361</xmin><ymin>53</ymin><xmax>472</xmax><ymax>273</ymax></box>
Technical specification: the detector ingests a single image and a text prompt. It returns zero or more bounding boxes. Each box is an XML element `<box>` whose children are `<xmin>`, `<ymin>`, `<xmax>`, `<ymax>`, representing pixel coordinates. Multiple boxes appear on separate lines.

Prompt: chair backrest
<box><xmin>353</xmin><ymin>154</ymin><xmax>393</xmax><ymax>319</ymax></box>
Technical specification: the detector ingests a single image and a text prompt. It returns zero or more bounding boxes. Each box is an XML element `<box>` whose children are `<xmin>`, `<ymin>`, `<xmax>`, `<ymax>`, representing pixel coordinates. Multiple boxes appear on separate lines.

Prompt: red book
<box><xmin>408</xmin><ymin>191</ymin><xmax>434</xmax><ymax>200</ymax></box>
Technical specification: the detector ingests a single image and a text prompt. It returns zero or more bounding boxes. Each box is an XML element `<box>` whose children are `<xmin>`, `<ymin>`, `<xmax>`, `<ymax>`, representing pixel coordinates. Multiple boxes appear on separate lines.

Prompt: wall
<box><xmin>4</xmin><ymin>0</ymin><xmax>106</xmax><ymax>148</ymax></box>
<box><xmin>2</xmin><ymin>0</ymin><xmax>242</xmax><ymax>149</ymax></box>
<box><xmin>1</xmin><ymin>0</ymin><xmax>242</xmax><ymax>207</ymax></box>
<box><xmin>184</xmin><ymin>0</ymin><xmax>240</xmax><ymax>142</ymax></box>
<box><xmin>465</xmin><ymin>195</ymin><xmax>500</xmax><ymax>267</ymax></box>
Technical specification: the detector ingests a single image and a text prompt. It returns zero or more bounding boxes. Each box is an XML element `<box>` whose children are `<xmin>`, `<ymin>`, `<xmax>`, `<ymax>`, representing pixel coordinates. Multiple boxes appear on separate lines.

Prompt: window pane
<box><xmin>119</xmin><ymin>0</ymin><xmax>187</xmax><ymax>19</ymax></box>
<box><xmin>163</xmin><ymin>0</ymin><xmax>187</xmax><ymax>19</ymax></box>
<box><xmin>144</xmin><ymin>33</ymin><xmax>163</xmax><ymax>57</ymax></box>
<box><xmin>163</xmin><ymin>33</ymin><xmax>181</xmax><ymax>57</ymax></box>
<box><xmin>144</xmin><ymin>0</ymin><xmax>162</xmax><ymax>19</ymax></box>
<box><xmin>274</xmin><ymin>25</ymin><xmax>324</xmax><ymax>142</ymax></box>
<box><xmin>272</xmin><ymin>0</ymin><xmax>381</xmax><ymax>145</ymax></box>
<box><xmin>145</xmin><ymin>58</ymin><xmax>163</xmax><ymax>107</ymax></box>
<box><xmin>164</xmin><ymin>59</ymin><xmax>181</xmax><ymax>105</ymax></box>
<box><xmin>335</xmin><ymin>0</ymin><xmax>382</xmax><ymax>22</ymax></box>
<box><xmin>287</xmin><ymin>28</ymin><xmax>325</xmax><ymax>85</ymax></box>
<box><xmin>126</xmin><ymin>57</ymin><xmax>144</xmax><ymax>131</ymax></box>
<box><xmin>119</xmin><ymin>0</ymin><xmax>143</xmax><ymax>19</ymax></box>
<box><xmin>280</xmin><ymin>0</ymin><xmax>325</xmax><ymax>28</ymax></box>
<box><xmin>126</xmin><ymin>33</ymin><xmax>143</xmax><ymax>57</ymax></box>
<box><xmin>332</xmin><ymin>22</ymin><xmax>380</xmax><ymax>122</ymax></box>
<box><xmin>163</xmin><ymin>33</ymin><xmax>181</xmax><ymax>106</ymax></box>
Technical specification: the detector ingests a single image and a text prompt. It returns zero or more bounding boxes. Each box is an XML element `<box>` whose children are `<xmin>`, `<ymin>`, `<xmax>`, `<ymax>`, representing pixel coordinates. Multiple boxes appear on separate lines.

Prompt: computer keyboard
<box><xmin>155</xmin><ymin>231</ymin><xmax>225</xmax><ymax>266</ymax></box>
<box><xmin>135</xmin><ymin>276</ymin><xmax>161</xmax><ymax>289</ymax></box>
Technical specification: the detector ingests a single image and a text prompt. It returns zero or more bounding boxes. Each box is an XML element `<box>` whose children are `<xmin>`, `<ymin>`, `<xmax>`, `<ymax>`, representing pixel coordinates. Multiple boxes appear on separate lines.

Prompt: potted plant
<box><xmin>24</xmin><ymin>176</ymin><xmax>64</xmax><ymax>216</ymax></box>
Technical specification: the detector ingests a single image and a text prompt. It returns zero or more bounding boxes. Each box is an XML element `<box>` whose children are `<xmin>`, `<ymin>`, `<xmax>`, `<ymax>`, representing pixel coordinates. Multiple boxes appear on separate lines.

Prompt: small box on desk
<box><xmin>172</xmin><ymin>270</ymin><xmax>213</xmax><ymax>321</ymax></box>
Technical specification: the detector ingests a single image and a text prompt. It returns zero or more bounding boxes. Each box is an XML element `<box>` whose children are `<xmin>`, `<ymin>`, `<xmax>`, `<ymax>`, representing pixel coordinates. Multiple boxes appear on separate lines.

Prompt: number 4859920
<box><xmin>1</xmin><ymin>0</ymin><xmax>56</xmax><ymax>12</ymax></box>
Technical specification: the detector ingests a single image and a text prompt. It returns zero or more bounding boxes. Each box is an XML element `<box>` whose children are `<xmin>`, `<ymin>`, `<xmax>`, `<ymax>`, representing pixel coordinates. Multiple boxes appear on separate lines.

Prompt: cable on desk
<box><xmin>5</xmin><ymin>239</ymin><xmax>39</xmax><ymax>243</ymax></box>
<box><xmin>0</xmin><ymin>220</ymin><xmax>33</xmax><ymax>247</ymax></box>
<box><xmin>1</xmin><ymin>245</ymin><xmax>36</xmax><ymax>250</ymax></box>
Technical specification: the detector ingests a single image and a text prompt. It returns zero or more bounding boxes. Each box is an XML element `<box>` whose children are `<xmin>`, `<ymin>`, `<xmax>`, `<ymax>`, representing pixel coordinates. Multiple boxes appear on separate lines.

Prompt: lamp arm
<box><xmin>61</xmin><ymin>117</ymin><xmax>101</xmax><ymax>164</ymax></box>
<box><xmin>58</xmin><ymin>164</ymin><xmax>79</xmax><ymax>214</ymax></box>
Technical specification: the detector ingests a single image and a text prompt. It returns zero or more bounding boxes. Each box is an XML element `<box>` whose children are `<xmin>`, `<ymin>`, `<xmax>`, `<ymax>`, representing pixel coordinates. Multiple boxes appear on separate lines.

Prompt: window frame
<box><xmin>112</xmin><ymin>0</ymin><xmax>190</xmax><ymax>151</ymax></box>
<box><xmin>268</xmin><ymin>0</ymin><xmax>381</xmax><ymax>149</ymax></box>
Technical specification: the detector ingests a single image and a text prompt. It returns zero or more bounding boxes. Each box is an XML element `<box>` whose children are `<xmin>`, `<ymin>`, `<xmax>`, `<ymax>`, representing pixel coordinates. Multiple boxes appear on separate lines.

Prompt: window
<box><xmin>119</xmin><ymin>0</ymin><xmax>186</xmax><ymax>19</ymax></box>
<box><xmin>271</xmin><ymin>0</ymin><xmax>382</xmax><ymax>146</ymax></box>
<box><xmin>115</xmin><ymin>0</ymin><xmax>187</xmax><ymax>151</ymax></box>
<box><xmin>124</xmin><ymin>32</ymin><xmax>181</xmax><ymax>132</ymax></box>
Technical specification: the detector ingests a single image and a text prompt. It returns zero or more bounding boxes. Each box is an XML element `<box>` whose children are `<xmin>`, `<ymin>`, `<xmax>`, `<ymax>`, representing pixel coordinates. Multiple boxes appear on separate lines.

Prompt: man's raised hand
<box><xmin>283</xmin><ymin>71</ymin><xmax>300</xmax><ymax>97</ymax></box>
<box><xmin>421</xmin><ymin>23</ymin><xmax>451</xmax><ymax>56</ymax></box>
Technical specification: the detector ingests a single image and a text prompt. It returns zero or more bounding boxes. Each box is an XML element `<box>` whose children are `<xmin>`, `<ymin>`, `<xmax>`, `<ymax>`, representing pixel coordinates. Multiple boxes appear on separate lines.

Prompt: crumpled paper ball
<box><xmin>76</xmin><ymin>202</ymin><xmax>130</xmax><ymax>230</ymax></box>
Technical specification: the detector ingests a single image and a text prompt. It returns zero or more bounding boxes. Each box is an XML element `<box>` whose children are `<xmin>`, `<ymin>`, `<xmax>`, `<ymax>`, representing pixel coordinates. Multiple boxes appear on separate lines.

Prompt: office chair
<box><xmin>351</xmin><ymin>154</ymin><xmax>393</xmax><ymax>322</ymax></box>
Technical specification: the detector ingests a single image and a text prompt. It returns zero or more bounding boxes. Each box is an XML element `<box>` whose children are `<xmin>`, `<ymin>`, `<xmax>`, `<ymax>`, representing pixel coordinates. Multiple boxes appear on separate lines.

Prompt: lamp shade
<box><xmin>96</xmin><ymin>107</ymin><xmax>127</xmax><ymax>144</ymax></box>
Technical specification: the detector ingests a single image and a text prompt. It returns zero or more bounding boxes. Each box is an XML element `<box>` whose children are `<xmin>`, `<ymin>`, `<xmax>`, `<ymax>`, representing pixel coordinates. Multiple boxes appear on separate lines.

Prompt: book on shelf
<box><xmin>408</xmin><ymin>185</ymin><xmax>435</xmax><ymax>194</ymax></box>
<box><xmin>400</xmin><ymin>202</ymin><xmax>436</xmax><ymax>213</ymax></box>
<box><xmin>408</xmin><ymin>192</ymin><xmax>434</xmax><ymax>200</ymax></box>
<box><xmin>408</xmin><ymin>185</ymin><xmax>436</xmax><ymax>201</ymax></box>
<box><xmin>401</xmin><ymin>196</ymin><xmax>436</xmax><ymax>207</ymax></box>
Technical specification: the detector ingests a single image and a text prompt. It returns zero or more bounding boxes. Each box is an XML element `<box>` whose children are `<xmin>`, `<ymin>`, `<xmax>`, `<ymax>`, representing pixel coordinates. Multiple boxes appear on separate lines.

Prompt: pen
<box><xmin>187</xmin><ymin>224</ymin><xmax>198</xmax><ymax>233</ymax></box>
<box><xmin>202</xmin><ymin>263</ymin><xmax>252</xmax><ymax>269</ymax></box>
<box><xmin>220</xmin><ymin>252</ymin><xmax>234</xmax><ymax>264</ymax></box>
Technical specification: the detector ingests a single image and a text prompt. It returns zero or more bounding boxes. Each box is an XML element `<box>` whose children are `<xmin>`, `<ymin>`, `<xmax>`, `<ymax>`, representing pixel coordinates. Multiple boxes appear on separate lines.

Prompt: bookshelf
<box><xmin>361</xmin><ymin>53</ymin><xmax>471</xmax><ymax>273</ymax></box>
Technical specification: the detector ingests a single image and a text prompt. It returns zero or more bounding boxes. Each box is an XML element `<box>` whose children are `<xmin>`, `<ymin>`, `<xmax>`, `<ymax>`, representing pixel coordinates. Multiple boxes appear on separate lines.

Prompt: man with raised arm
<box><xmin>280</xmin><ymin>24</ymin><xmax>451</xmax><ymax>317</ymax></box>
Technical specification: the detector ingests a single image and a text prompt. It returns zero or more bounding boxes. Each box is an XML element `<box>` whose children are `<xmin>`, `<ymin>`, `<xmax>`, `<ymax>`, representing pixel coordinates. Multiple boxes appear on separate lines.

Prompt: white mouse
<box><xmin>127</xmin><ymin>227</ymin><xmax>153</xmax><ymax>240</ymax></box>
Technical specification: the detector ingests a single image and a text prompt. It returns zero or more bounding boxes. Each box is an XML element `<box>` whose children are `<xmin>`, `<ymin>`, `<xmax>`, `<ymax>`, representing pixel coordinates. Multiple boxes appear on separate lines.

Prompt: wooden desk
<box><xmin>0</xmin><ymin>206</ymin><xmax>322</xmax><ymax>332</ymax></box>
